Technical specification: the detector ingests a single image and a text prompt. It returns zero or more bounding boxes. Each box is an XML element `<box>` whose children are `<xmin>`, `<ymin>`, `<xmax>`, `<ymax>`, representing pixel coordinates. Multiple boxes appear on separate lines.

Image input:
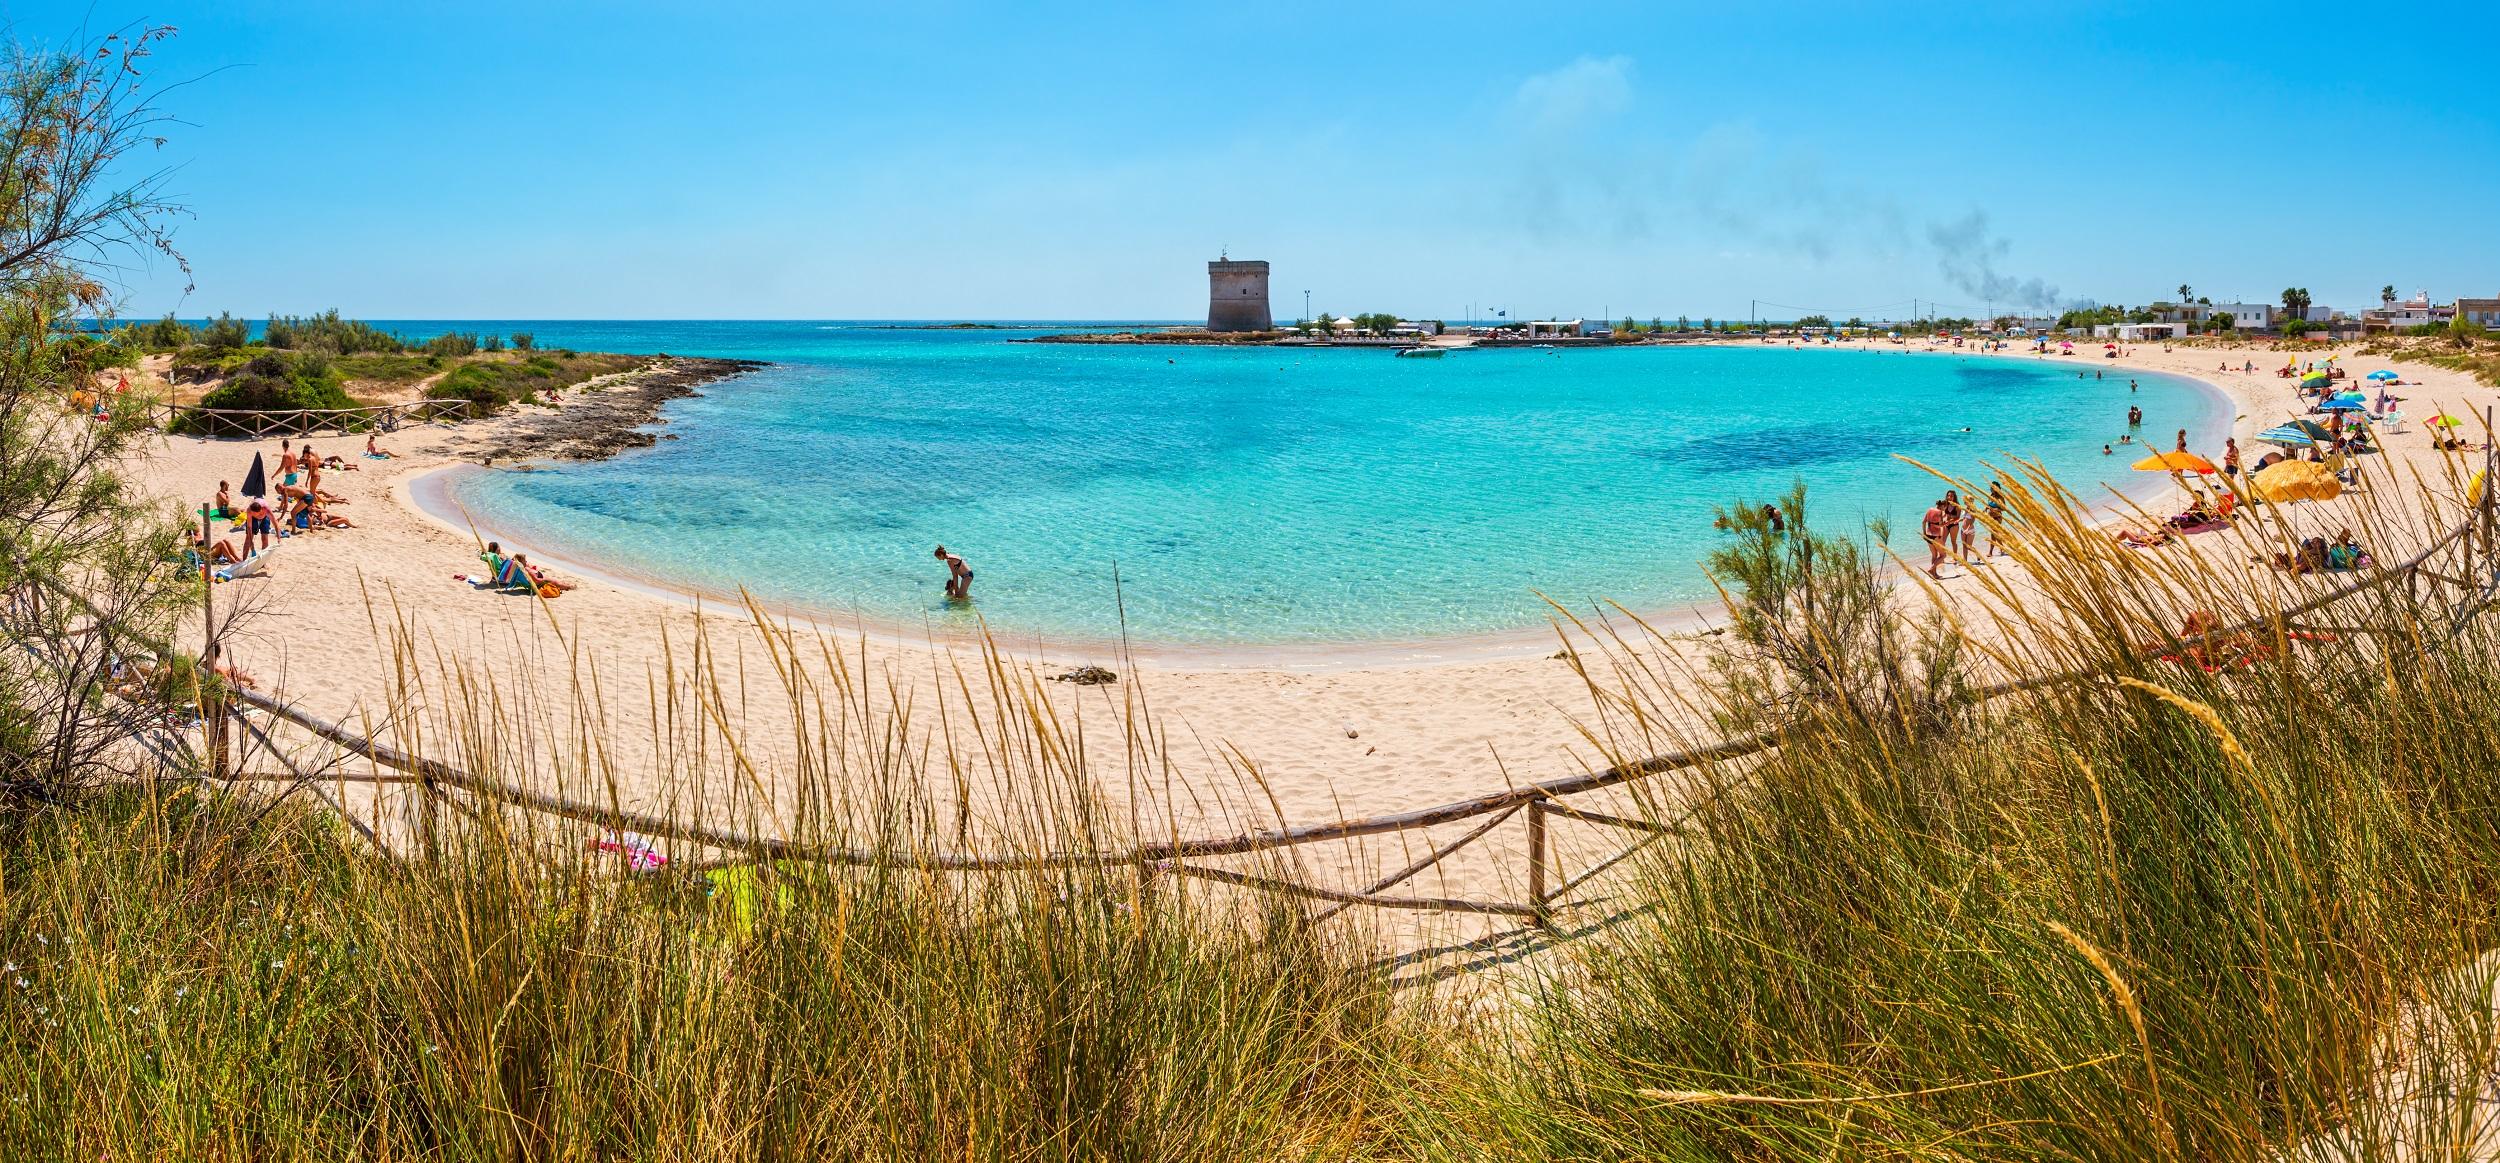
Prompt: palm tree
<box><xmin>2382</xmin><ymin>284</ymin><xmax>2399</xmax><ymax>305</ymax></box>
<box><xmin>2178</xmin><ymin>283</ymin><xmax>2193</xmax><ymax>303</ymax></box>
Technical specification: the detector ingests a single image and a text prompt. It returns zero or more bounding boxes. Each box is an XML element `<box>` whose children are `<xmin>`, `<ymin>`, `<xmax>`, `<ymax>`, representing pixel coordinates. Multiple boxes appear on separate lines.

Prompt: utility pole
<box><xmin>1303</xmin><ymin>289</ymin><xmax>1311</xmax><ymax>324</ymax></box>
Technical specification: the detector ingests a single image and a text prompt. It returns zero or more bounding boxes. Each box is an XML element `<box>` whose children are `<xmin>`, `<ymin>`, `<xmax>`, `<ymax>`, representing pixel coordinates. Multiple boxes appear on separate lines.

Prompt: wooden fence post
<box><xmin>1526</xmin><ymin>799</ymin><xmax>1551</xmax><ymax>928</ymax></box>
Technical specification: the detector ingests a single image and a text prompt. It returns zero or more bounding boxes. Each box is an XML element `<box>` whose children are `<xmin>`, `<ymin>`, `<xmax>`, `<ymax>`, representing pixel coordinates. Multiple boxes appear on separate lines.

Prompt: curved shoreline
<box><xmin>410</xmin><ymin>344</ymin><xmax>2240</xmax><ymax>668</ymax></box>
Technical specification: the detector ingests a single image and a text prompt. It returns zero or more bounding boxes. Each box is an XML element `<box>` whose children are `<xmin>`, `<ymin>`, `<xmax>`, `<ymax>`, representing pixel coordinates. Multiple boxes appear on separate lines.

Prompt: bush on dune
<box><xmin>425</xmin><ymin>351</ymin><xmax>643</xmax><ymax>412</ymax></box>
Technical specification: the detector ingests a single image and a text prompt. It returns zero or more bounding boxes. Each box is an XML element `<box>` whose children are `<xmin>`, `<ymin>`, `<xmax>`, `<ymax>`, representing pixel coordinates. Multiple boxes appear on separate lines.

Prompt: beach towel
<box><xmin>220</xmin><ymin>548</ymin><xmax>272</xmax><ymax>582</ymax></box>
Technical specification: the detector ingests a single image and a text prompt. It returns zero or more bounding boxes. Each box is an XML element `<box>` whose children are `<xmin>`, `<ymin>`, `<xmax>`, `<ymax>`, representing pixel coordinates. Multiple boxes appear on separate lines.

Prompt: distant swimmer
<box><xmin>2127</xmin><ymin>405</ymin><xmax>2143</xmax><ymax>427</ymax></box>
<box><xmin>934</xmin><ymin>545</ymin><xmax>973</xmax><ymax>600</ymax></box>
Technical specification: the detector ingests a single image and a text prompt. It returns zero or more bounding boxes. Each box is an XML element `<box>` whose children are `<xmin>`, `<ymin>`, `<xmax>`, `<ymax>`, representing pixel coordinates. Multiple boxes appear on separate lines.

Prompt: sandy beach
<box><xmin>123</xmin><ymin>338</ymin><xmax>2500</xmax><ymax>924</ymax></box>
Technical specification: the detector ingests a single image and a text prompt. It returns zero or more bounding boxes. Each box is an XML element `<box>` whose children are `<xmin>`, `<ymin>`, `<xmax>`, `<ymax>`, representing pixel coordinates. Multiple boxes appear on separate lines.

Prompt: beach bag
<box><xmin>538</xmin><ymin>583</ymin><xmax>561</xmax><ymax>599</ymax></box>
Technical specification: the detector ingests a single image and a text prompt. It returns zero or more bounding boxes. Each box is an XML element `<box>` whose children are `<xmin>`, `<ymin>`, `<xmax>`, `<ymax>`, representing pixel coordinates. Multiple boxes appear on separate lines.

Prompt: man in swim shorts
<box><xmin>935</xmin><ymin>545</ymin><xmax>973</xmax><ymax>600</ymax></box>
<box><xmin>243</xmin><ymin>498</ymin><xmax>274</xmax><ymax>555</ymax></box>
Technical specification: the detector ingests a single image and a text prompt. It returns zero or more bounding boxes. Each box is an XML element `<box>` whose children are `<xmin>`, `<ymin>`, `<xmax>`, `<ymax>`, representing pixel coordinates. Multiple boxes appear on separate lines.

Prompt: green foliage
<box><xmin>1704</xmin><ymin>480</ymin><xmax>1964</xmax><ymax>732</ymax></box>
<box><xmin>425</xmin><ymin>352</ymin><xmax>643</xmax><ymax>412</ymax></box>
<box><xmin>479</xmin><ymin>332</ymin><xmax>504</xmax><ymax>352</ymax></box>
<box><xmin>2058</xmin><ymin>304</ymin><xmax>2125</xmax><ymax>330</ymax></box>
<box><xmin>330</xmin><ymin>352</ymin><xmax>442</xmax><ymax>385</ymax></box>
<box><xmin>2281</xmin><ymin>286</ymin><xmax>2313</xmax><ymax>316</ymax></box>
<box><xmin>510</xmin><ymin>331</ymin><xmax>534</xmax><ymax>351</ymax></box>
<box><xmin>1794</xmin><ymin>314</ymin><xmax>1831</xmax><ymax>329</ymax></box>
<box><xmin>262</xmin><ymin>309</ymin><xmax>406</xmax><ymax>354</ymax></box>
<box><xmin>187</xmin><ymin>349</ymin><xmax>355</xmax><ymax>416</ymax></box>
<box><xmin>118</xmin><ymin>313</ymin><xmax>195</xmax><ymax>352</ymax></box>
<box><xmin>196</xmin><ymin>311</ymin><xmax>249</xmax><ymax>351</ymax></box>
<box><xmin>0</xmin><ymin>27</ymin><xmax>192</xmax><ymax>803</ymax></box>
<box><xmin>422</xmin><ymin>330</ymin><xmax>480</xmax><ymax>358</ymax></box>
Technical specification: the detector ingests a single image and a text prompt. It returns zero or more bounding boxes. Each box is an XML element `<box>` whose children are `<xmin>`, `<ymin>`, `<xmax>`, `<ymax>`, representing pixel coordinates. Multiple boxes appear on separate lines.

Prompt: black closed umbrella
<box><xmin>239</xmin><ymin>452</ymin><xmax>266</xmax><ymax>499</ymax></box>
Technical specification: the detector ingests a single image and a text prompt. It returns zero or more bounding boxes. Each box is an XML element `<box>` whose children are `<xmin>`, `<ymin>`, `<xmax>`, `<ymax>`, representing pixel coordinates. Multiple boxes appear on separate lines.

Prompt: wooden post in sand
<box><xmin>199</xmin><ymin>504</ymin><xmax>228</xmax><ymax>782</ymax></box>
<box><xmin>1525</xmin><ymin>800</ymin><xmax>1551</xmax><ymax>928</ymax></box>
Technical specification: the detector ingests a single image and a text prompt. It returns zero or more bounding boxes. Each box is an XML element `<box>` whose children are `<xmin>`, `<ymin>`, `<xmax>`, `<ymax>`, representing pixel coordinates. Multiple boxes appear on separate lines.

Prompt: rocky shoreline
<box><xmin>449</xmin><ymin>356</ymin><xmax>768</xmax><ymax>464</ymax></box>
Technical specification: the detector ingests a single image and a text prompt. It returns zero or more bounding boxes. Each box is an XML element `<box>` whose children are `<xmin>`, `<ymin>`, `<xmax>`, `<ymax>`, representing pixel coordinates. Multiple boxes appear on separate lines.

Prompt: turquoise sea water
<box><xmin>425</xmin><ymin>322</ymin><xmax>2226</xmax><ymax>646</ymax></box>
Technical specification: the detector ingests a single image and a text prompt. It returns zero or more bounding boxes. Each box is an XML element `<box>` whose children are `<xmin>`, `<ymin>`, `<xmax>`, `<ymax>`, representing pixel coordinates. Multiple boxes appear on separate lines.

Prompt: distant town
<box><xmin>1038</xmin><ymin>258</ymin><xmax>2500</xmax><ymax>347</ymax></box>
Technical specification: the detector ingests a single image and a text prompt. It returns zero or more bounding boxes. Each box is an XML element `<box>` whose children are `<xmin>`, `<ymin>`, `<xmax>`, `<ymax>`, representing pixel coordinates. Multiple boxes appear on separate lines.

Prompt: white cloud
<box><xmin>1507</xmin><ymin>56</ymin><xmax>1634</xmax><ymax>131</ymax></box>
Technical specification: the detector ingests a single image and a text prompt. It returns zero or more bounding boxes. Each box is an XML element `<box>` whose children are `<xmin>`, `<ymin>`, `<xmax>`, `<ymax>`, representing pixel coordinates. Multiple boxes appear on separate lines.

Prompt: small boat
<box><xmin>1394</xmin><ymin>346</ymin><xmax>1444</xmax><ymax>359</ymax></box>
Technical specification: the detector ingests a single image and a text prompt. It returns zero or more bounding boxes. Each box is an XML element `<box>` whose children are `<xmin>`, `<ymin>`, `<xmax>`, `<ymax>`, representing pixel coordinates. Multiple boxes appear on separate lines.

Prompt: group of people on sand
<box><xmin>189</xmin><ymin>437</ymin><xmax>391</xmax><ymax>568</ymax></box>
<box><xmin>1919</xmin><ymin>484</ymin><xmax>2006</xmax><ymax>579</ymax></box>
<box><xmin>2257</xmin><ymin>528</ymin><xmax>2374</xmax><ymax>576</ymax></box>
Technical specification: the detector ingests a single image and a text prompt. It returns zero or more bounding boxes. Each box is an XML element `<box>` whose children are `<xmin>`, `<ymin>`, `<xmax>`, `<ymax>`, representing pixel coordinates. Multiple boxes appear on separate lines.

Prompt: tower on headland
<box><xmin>1206</xmin><ymin>257</ymin><xmax>1272</xmax><ymax>332</ymax></box>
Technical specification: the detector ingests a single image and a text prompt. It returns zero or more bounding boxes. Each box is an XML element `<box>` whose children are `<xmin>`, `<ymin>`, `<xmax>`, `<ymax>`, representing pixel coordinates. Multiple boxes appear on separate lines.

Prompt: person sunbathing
<box><xmin>2163</xmin><ymin>611</ymin><xmax>2269</xmax><ymax>672</ymax></box>
<box><xmin>2166</xmin><ymin>499</ymin><xmax>2218</xmax><ymax>529</ymax></box>
<box><xmin>307</xmin><ymin>500</ymin><xmax>353</xmax><ymax>530</ymax></box>
<box><xmin>212</xmin><ymin>481</ymin><xmax>235</xmax><ymax>519</ymax></box>
<box><xmin>2115</xmin><ymin>527</ymin><xmax>2175</xmax><ymax>549</ymax></box>
<box><xmin>194</xmin><ymin>532</ymin><xmax>242</xmax><ymax>565</ymax></box>
<box><xmin>365</xmin><ymin>435</ymin><xmax>393</xmax><ymax>459</ymax></box>
<box><xmin>515</xmin><ymin>554</ymin><xmax>574</xmax><ymax>594</ymax></box>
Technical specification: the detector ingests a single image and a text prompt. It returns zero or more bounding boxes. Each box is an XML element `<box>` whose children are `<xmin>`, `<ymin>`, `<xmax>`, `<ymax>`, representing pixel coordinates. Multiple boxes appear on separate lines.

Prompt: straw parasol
<box><xmin>2131</xmin><ymin>450</ymin><xmax>2217</xmax><ymax>474</ymax></box>
<box><xmin>2251</xmin><ymin>458</ymin><xmax>2342</xmax><ymax>503</ymax></box>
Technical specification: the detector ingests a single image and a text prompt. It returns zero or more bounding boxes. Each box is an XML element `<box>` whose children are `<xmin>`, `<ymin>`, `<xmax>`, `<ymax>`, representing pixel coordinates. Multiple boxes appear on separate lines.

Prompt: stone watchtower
<box><xmin>1206</xmin><ymin>258</ymin><xmax>1272</xmax><ymax>332</ymax></box>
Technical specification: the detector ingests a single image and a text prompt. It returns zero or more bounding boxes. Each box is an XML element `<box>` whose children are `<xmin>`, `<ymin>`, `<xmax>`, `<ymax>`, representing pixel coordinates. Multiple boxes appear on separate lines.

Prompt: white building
<box><xmin>2454</xmin><ymin>297</ymin><xmax>2500</xmax><ymax>329</ymax></box>
<box><xmin>2210</xmin><ymin>302</ymin><xmax>2274</xmax><ymax>331</ymax></box>
<box><xmin>2364</xmin><ymin>292</ymin><xmax>2438</xmax><ymax>331</ymax></box>
<box><xmin>2093</xmin><ymin>322</ymin><xmax>2188</xmax><ymax>341</ymax></box>
<box><xmin>1523</xmin><ymin>319</ymin><xmax>1586</xmax><ymax>338</ymax></box>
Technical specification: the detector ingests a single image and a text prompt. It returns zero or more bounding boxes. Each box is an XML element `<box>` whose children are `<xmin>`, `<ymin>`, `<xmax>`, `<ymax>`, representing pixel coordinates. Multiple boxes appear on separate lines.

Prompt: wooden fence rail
<box><xmin>149</xmin><ymin>398</ymin><xmax>476</xmax><ymax>438</ymax></box>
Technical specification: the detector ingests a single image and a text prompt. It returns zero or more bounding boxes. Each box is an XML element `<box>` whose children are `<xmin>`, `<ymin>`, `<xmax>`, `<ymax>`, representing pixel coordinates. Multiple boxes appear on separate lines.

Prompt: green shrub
<box><xmin>181</xmin><ymin>349</ymin><xmax>355</xmax><ymax>425</ymax></box>
<box><xmin>116</xmin><ymin>313</ymin><xmax>195</xmax><ymax>351</ymax></box>
<box><xmin>263</xmin><ymin>310</ymin><xmax>406</xmax><ymax>354</ymax></box>
<box><xmin>197</xmin><ymin>311</ymin><xmax>249</xmax><ymax>351</ymax></box>
<box><xmin>422</xmin><ymin>331</ymin><xmax>479</xmax><ymax>358</ymax></box>
<box><xmin>424</xmin><ymin>352</ymin><xmax>642</xmax><ymax>412</ymax></box>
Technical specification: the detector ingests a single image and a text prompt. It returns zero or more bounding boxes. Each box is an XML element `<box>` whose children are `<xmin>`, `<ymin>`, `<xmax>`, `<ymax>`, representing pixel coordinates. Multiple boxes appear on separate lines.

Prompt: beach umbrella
<box><xmin>2320</xmin><ymin>396</ymin><xmax>2368</xmax><ymax>412</ymax></box>
<box><xmin>2431</xmin><ymin>414</ymin><xmax>2465</xmax><ymax>428</ymax></box>
<box><xmin>2132</xmin><ymin>450</ymin><xmax>2218</xmax><ymax>474</ymax></box>
<box><xmin>2255</xmin><ymin>424</ymin><xmax>2319</xmax><ymax>448</ymax></box>
<box><xmin>239</xmin><ymin>452</ymin><xmax>267</xmax><ymax>499</ymax></box>
<box><xmin>2367</xmin><ymin>369</ymin><xmax>2399</xmax><ymax>381</ymax></box>
<box><xmin>2251</xmin><ymin>458</ymin><xmax>2342</xmax><ymax>503</ymax></box>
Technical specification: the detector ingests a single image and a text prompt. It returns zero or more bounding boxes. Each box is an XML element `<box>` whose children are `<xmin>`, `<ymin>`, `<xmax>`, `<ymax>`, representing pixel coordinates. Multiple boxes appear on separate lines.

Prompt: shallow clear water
<box><xmin>429</xmin><ymin>322</ymin><xmax>2225</xmax><ymax>646</ymax></box>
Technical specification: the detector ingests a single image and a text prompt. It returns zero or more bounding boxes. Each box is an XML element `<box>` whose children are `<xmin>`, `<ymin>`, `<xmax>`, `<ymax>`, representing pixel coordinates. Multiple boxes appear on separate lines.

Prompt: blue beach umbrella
<box><xmin>2367</xmin><ymin>369</ymin><xmax>2399</xmax><ymax>381</ymax></box>
<box><xmin>2256</xmin><ymin>425</ymin><xmax>2319</xmax><ymax>448</ymax></box>
<box><xmin>2320</xmin><ymin>396</ymin><xmax>2368</xmax><ymax>412</ymax></box>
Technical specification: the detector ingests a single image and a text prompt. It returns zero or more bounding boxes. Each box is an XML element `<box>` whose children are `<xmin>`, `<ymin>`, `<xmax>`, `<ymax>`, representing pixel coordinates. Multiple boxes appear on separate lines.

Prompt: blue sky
<box><xmin>13</xmin><ymin>1</ymin><xmax>2497</xmax><ymax>321</ymax></box>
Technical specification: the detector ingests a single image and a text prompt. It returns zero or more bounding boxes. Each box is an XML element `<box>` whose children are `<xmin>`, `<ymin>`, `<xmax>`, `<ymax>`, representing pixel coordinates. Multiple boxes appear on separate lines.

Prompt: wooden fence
<box><xmin>151</xmin><ymin>397</ymin><xmax>476</xmax><ymax>438</ymax></box>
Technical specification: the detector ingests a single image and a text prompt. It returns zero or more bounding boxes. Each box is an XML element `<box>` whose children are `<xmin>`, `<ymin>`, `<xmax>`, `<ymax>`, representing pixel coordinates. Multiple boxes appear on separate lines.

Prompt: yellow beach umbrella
<box><xmin>2131</xmin><ymin>450</ymin><xmax>2218</xmax><ymax>474</ymax></box>
<box><xmin>2471</xmin><ymin>469</ymin><xmax>2487</xmax><ymax>508</ymax></box>
<box><xmin>2251</xmin><ymin>458</ymin><xmax>2343</xmax><ymax>503</ymax></box>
